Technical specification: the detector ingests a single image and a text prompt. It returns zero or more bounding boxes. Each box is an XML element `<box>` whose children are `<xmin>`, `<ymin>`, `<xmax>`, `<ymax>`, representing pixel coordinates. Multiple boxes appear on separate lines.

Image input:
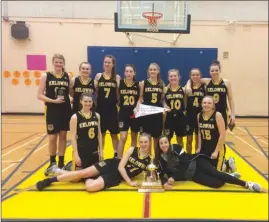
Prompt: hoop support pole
<box><xmin>172</xmin><ymin>34</ymin><xmax>181</xmax><ymax>45</ymax></box>
<box><xmin>125</xmin><ymin>32</ymin><xmax>133</xmax><ymax>44</ymax></box>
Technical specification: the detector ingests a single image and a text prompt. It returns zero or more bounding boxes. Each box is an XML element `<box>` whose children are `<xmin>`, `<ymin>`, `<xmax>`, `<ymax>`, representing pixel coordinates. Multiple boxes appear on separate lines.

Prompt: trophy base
<box><xmin>138</xmin><ymin>182</ymin><xmax>164</xmax><ymax>193</ymax></box>
<box><xmin>138</xmin><ymin>188</ymin><xmax>164</xmax><ymax>193</ymax></box>
<box><xmin>57</xmin><ymin>96</ymin><xmax>65</xmax><ymax>100</ymax></box>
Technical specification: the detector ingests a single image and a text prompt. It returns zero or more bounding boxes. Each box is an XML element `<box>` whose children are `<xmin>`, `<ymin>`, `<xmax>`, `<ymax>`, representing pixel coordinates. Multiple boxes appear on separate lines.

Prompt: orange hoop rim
<box><xmin>142</xmin><ymin>12</ymin><xmax>163</xmax><ymax>21</ymax></box>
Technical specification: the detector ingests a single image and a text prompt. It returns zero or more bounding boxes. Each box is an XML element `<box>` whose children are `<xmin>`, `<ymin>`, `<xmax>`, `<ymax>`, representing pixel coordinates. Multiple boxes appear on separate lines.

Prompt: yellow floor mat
<box><xmin>2</xmin><ymin>135</ymin><xmax>268</xmax><ymax>221</ymax></box>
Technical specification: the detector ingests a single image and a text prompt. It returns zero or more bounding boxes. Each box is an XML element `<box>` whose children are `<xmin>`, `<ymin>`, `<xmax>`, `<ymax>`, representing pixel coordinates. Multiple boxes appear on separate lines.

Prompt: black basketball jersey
<box><xmin>73</xmin><ymin>77</ymin><xmax>95</xmax><ymax>112</ymax></box>
<box><xmin>97</xmin><ymin>73</ymin><xmax>117</xmax><ymax>107</ymax></box>
<box><xmin>76</xmin><ymin>111</ymin><xmax>99</xmax><ymax>151</ymax></box>
<box><xmin>125</xmin><ymin>147</ymin><xmax>151</xmax><ymax>178</ymax></box>
<box><xmin>198</xmin><ymin>111</ymin><xmax>219</xmax><ymax>155</ymax></box>
<box><xmin>119</xmin><ymin>79</ymin><xmax>139</xmax><ymax>113</ymax></box>
<box><xmin>187</xmin><ymin>84</ymin><xmax>206</xmax><ymax>115</ymax></box>
<box><xmin>206</xmin><ymin>79</ymin><xmax>228</xmax><ymax>111</ymax></box>
<box><xmin>143</xmin><ymin>79</ymin><xmax>163</xmax><ymax>107</ymax></box>
<box><xmin>165</xmin><ymin>86</ymin><xmax>185</xmax><ymax>114</ymax></box>
<box><xmin>45</xmin><ymin>72</ymin><xmax>70</xmax><ymax>105</ymax></box>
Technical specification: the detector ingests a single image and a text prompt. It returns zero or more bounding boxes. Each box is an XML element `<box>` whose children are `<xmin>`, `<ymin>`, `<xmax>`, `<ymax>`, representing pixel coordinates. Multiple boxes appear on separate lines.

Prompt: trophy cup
<box><xmin>138</xmin><ymin>158</ymin><xmax>164</xmax><ymax>193</ymax></box>
<box><xmin>57</xmin><ymin>88</ymin><xmax>65</xmax><ymax>100</ymax></box>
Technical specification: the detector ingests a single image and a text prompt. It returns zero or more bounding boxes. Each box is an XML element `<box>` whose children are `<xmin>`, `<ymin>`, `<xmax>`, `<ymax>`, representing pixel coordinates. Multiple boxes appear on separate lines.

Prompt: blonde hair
<box><xmin>147</xmin><ymin>63</ymin><xmax>164</xmax><ymax>88</ymax></box>
<box><xmin>52</xmin><ymin>54</ymin><xmax>65</xmax><ymax>72</ymax></box>
<box><xmin>202</xmin><ymin>95</ymin><xmax>216</xmax><ymax>110</ymax></box>
<box><xmin>168</xmin><ymin>69</ymin><xmax>180</xmax><ymax>77</ymax></box>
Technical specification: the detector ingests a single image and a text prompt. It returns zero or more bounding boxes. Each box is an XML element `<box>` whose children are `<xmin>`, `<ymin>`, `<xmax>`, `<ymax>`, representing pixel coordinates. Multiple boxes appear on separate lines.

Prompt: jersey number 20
<box><xmin>123</xmin><ymin>95</ymin><xmax>135</xmax><ymax>105</ymax></box>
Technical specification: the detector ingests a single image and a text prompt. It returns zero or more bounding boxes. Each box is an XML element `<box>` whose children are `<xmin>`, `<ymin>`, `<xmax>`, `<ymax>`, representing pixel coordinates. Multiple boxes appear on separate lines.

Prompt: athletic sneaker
<box><xmin>229</xmin><ymin>172</ymin><xmax>241</xmax><ymax>179</ymax></box>
<box><xmin>62</xmin><ymin>161</ymin><xmax>73</xmax><ymax>171</ymax></box>
<box><xmin>36</xmin><ymin>178</ymin><xmax>52</xmax><ymax>191</ymax></box>
<box><xmin>227</xmin><ymin>157</ymin><xmax>237</xmax><ymax>173</ymax></box>
<box><xmin>246</xmin><ymin>182</ymin><xmax>262</xmax><ymax>192</ymax></box>
<box><xmin>44</xmin><ymin>164</ymin><xmax>58</xmax><ymax>177</ymax></box>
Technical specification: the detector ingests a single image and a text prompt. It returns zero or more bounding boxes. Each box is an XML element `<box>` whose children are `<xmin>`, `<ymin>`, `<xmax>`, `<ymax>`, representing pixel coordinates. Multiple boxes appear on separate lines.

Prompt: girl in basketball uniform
<box><xmin>36</xmin><ymin>133</ymin><xmax>152</xmax><ymax>192</ymax></box>
<box><xmin>157</xmin><ymin>135</ymin><xmax>262</xmax><ymax>192</ymax></box>
<box><xmin>163</xmin><ymin>69</ymin><xmax>186</xmax><ymax>147</ymax></box>
<box><xmin>37</xmin><ymin>54</ymin><xmax>72</xmax><ymax>174</ymax></box>
<box><xmin>186</xmin><ymin>61</ymin><xmax>236</xmax><ymax>172</ymax></box>
<box><xmin>137</xmin><ymin>63</ymin><xmax>165</xmax><ymax>155</ymax></box>
<box><xmin>70</xmin><ymin>62</ymin><xmax>96</xmax><ymax>114</ymax></box>
<box><xmin>185</xmin><ymin>68</ymin><xmax>206</xmax><ymax>154</ymax></box>
<box><xmin>186</xmin><ymin>60</ymin><xmax>235</xmax><ymax>128</ymax></box>
<box><xmin>117</xmin><ymin>64</ymin><xmax>140</xmax><ymax>158</ymax></box>
<box><xmin>95</xmin><ymin>55</ymin><xmax>121</xmax><ymax>157</ymax></box>
<box><xmin>197</xmin><ymin>96</ymin><xmax>226</xmax><ymax>171</ymax></box>
<box><xmin>69</xmin><ymin>93</ymin><xmax>102</xmax><ymax>171</ymax></box>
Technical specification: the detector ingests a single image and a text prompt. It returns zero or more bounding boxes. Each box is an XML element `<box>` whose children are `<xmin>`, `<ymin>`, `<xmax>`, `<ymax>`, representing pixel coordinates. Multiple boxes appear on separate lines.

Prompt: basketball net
<box><xmin>142</xmin><ymin>12</ymin><xmax>163</xmax><ymax>33</ymax></box>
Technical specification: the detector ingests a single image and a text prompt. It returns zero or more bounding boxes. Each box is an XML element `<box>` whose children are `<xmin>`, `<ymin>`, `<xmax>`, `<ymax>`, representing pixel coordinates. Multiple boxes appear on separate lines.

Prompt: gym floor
<box><xmin>1</xmin><ymin>115</ymin><xmax>268</xmax><ymax>221</ymax></box>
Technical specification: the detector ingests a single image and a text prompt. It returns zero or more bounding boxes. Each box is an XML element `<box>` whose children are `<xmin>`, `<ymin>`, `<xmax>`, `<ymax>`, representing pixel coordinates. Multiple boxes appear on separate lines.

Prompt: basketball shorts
<box><xmin>96</xmin><ymin>105</ymin><xmax>119</xmax><ymax>134</ymax></box>
<box><xmin>94</xmin><ymin>158</ymin><xmax>122</xmax><ymax>189</ymax></box>
<box><xmin>77</xmin><ymin>146</ymin><xmax>99</xmax><ymax>169</ymax></box>
<box><xmin>45</xmin><ymin>103</ymin><xmax>72</xmax><ymax>134</ymax></box>
<box><xmin>200</xmin><ymin>144</ymin><xmax>226</xmax><ymax>171</ymax></box>
<box><xmin>140</xmin><ymin>112</ymin><xmax>163</xmax><ymax>138</ymax></box>
<box><xmin>118</xmin><ymin>109</ymin><xmax>140</xmax><ymax>132</ymax></box>
<box><xmin>185</xmin><ymin>112</ymin><xmax>199</xmax><ymax>136</ymax></box>
<box><xmin>164</xmin><ymin>112</ymin><xmax>186</xmax><ymax>138</ymax></box>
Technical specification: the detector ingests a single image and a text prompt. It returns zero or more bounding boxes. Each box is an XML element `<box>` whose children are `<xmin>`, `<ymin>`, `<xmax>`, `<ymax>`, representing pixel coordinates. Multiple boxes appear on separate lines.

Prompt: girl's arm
<box><xmin>225</xmin><ymin>79</ymin><xmax>235</xmax><ymax>125</ymax></box>
<box><xmin>137</xmin><ymin>80</ymin><xmax>144</xmax><ymax>105</ymax></box>
<box><xmin>69</xmin><ymin>77</ymin><xmax>75</xmax><ymax>98</ymax></box>
<box><xmin>211</xmin><ymin>112</ymin><xmax>226</xmax><ymax>159</ymax></box>
<box><xmin>118</xmin><ymin>147</ymin><xmax>138</xmax><ymax>187</ymax></box>
<box><xmin>183</xmin><ymin>86</ymin><xmax>187</xmax><ymax>111</ymax></box>
<box><xmin>70</xmin><ymin>114</ymin><xmax>81</xmax><ymax>167</ymax></box>
<box><xmin>96</xmin><ymin>113</ymin><xmax>103</xmax><ymax>161</ymax></box>
<box><xmin>196</xmin><ymin>113</ymin><xmax>202</xmax><ymax>153</ymax></box>
<box><xmin>116</xmin><ymin>74</ymin><xmax>121</xmax><ymax>105</ymax></box>
<box><xmin>37</xmin><ymin>73</ymin><xmax>64</xmax><ymax>104</ymax></box>
<box><xmin>162</xmin><ymin>86</ymin><xmax>170</xmax><ymax>110</ymax></box>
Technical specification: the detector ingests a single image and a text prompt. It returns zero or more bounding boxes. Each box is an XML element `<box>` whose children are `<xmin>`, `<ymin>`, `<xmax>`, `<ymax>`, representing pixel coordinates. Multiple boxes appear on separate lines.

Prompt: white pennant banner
<box><xmin>134</xmin><ymin>104</ymin><xmax>170</xmax><ymax>118</ymax></box>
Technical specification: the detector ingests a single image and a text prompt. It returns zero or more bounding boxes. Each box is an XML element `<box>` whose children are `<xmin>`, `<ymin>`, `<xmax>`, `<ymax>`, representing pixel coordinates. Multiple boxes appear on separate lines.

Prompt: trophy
<box><xmin>138</xmin><ymin>158</ymin><xmax>164</xmax><ymax>193</ymax></box>
<box><xmin>56</xmin><ymin>87</ymin><xmax>65</xmax><ymax>100</ymax></box>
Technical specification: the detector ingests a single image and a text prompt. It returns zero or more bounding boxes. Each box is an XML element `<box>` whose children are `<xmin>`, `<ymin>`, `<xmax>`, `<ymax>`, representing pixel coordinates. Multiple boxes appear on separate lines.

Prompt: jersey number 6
<box><xmin>88</xmin><ymin>128</ymin><xmax>95</xmax><ymax>139</ymax></box>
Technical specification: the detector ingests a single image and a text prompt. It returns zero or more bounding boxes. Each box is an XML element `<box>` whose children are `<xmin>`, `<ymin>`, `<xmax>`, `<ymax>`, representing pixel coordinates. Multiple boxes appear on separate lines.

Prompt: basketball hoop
<box><xmin>142</xmin><ymin>12</ymin><xmax>163</xmax><ymax>32</ymax></box>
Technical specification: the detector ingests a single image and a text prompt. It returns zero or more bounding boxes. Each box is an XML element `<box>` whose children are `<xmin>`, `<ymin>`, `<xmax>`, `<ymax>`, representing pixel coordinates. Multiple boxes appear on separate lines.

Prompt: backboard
<box><xmin>114</xmin><ymin>1</ymin><xmax>191</xmax><ymax>34</ymax></box>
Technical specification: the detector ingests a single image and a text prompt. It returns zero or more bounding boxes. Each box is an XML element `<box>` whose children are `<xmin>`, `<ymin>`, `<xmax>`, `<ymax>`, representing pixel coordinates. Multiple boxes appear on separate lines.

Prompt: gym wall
<box><xmin>1</xmin><ymin>1</ymin><xmax>268</xmax><ymax>116</ymax></box>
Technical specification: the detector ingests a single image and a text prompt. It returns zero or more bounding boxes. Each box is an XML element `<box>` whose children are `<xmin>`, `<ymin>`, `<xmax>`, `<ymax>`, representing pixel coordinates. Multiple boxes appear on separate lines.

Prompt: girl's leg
<box><xmin>111</xmin><ymin>134</ymin><xmax>119</xmax><ymax>157</ymax></box>
<box><xmin>197</xmin><ymin>157</ymin><xmax>260</xmax><ymax>190</ymax></box>
<box><xmin>192</xmin><ymin>170</ymin><xmax>225</xmax><ymax>188</ymax></box>
<box><xmin>84</xmin><ymin>176</ymin><xmax>105</xmax><ymax>192</ymax></box>
<box><xmin>117</xmin><ymin>131</ymin><xmax>128</xmax><ymax>158</ymax></box>
<box><xmin>176</xmin><ymin>136</ymin><xmax>183</xmax><ymax>148</ymax></box>
<box><xmin>186</xmin><ymin>135</ymin><xmax>193</xmax><ymax>154</ymax></box>
<box><xmin>36</xmin><ymin>165</ymin><xmax>100</xmax><ymax>191</ymax></box>
<box><xmin>58</xmin><ymin>131</ymin><xmax>67</xmax><ymax>168</ymax></box>
<box><xmin>131</xmin><ymin>131</ymin><xmax>138</xmax><ymax>147</ymax></box>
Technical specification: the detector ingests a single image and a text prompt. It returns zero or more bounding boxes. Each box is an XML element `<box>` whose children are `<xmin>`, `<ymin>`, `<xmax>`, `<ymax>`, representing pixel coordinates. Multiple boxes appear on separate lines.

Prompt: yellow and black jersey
<box><xmin>198</xmin><ymin>111</ymin><xmax>219</xmax><ymax>155</ymax></box>
<box><xmin>97</xmin><ymin>73</ymin><xmax>117</xmax><ymax>107</ymax></box>
<box><xmin>206</xmin><ymin>79</ymin><xmax>228</xmax><ymax>111</ymax></box>
<box><xmin>76</xmin><ymin>111</ymin><xmax>99</xmax><ymax>151</ymax></box>
<box><xmin>73</xmin><ymin>76</ymin><xmax>95</xmax><ymax>113</ymax></box>
<box><xmin>165</xmin><ymin>86</ymin><xmax>185</xmax><ymax>114</ymax></box>
<box><xmin>125</xmin><ymin>147</ymin><xmax>151</xmax><ymax>178</ymax></box>
<box><xmin>119</xmin><ymin>79</ymin><xmax>139</xmax><ymax>113</ymax></box>
<box><xmin>45</xmin><ymin>71</ymin><xmax>70</xmax><ymax>105</ymax></box>
<box><xmin>143</xmin><ymin>79</ymin><xmax>163</xmax><ymax>107</ymax></box>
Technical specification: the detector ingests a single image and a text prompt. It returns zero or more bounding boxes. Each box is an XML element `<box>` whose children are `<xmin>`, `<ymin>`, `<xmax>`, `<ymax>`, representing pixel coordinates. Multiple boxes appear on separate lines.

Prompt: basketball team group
<box><xmin>35</xmin><ymin>54</ymin><xmax>263</xmax><ymax>193</ymax></box>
